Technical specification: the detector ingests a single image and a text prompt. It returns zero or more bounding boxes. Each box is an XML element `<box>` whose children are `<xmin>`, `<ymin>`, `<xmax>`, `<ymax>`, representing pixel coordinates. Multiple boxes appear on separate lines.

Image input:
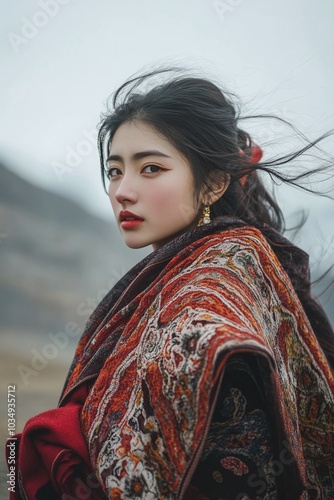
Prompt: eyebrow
<box><xmin>106</xmin><ymin>150</ymin><xmax>172</xmax><ymax>163</ymax></box>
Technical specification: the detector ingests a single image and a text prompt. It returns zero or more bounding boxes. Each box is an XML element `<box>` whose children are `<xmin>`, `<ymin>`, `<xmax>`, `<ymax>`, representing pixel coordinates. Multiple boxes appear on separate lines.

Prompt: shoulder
<box><xmin>198</xmin><ymin>224</ymin><xmax>284</xmax><ymax>272</ymax></box>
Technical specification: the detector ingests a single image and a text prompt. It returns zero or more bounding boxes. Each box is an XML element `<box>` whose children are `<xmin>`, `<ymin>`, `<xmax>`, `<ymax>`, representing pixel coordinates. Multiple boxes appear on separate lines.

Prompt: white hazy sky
<box><xmin>1</xmin><ymin>0</ymin><xmax>334</xmax><ymax>266</ymax></box>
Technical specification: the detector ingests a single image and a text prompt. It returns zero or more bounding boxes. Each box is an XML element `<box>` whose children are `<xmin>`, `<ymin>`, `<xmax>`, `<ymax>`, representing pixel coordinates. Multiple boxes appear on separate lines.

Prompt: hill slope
<box><xmin>0</xmin><ymin>163</ymin><xmax>148</xmax><ymax>335</ymax></box>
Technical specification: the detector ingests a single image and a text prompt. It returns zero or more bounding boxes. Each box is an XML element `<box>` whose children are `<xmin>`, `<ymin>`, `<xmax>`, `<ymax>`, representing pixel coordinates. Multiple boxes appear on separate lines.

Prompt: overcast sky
<box><xmin>1</xmin><ymin>0</ymin><xmax>334</xmax><ymax>267</ymax></box>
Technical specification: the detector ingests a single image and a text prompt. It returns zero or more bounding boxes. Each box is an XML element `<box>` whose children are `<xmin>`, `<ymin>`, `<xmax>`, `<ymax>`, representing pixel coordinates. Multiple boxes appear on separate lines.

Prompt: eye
<box><xmin>142</xmin><ymin>164</ymin><xmax>162</xmax><ymax>174</ymax></box>
<box><xmin>106</xmin><ymin>166</ymin><xmax>122</xmax><ymax>179</ymax></box>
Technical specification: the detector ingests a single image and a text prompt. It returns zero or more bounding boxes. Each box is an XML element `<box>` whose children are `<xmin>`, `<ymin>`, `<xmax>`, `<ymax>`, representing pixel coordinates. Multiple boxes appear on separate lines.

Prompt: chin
<box><xmin>124</xmin><ymin>239</ymin><xmax>151</xmax><ymax>250</ymax></box>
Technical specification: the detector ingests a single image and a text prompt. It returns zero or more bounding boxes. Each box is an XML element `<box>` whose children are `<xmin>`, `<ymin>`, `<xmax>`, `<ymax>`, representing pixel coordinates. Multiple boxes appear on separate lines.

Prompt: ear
<box><xmin>201</xmin><ymin>172</ymin><xmax>231</xmax><ymax>206</ymax></box>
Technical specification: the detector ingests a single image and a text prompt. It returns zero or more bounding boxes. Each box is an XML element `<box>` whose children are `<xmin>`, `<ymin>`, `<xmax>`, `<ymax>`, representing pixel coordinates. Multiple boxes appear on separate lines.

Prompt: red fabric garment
<box><xmin>60</xmin><ymin>221</ymin><xmax>334</xmax><ymax>498</ymax></box>
<box><xmin>8</xmin><ymin>217</ymin><xmax>334</xmax><ymax>499</ymax></box>
<box><xmin>6</xmin><ymin>384</ymin><xmax>105</xmax><ymax>499</ymax></box>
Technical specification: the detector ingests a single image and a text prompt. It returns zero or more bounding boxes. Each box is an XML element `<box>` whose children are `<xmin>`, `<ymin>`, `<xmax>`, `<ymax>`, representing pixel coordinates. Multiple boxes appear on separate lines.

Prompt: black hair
<box><xmin>97</xmin><ymin>67</ymin><xmax>334</xmax><ymax>367</ymax></box>
<box><xmin>97</xmin><ymin>67</ymin><xmax>333</xmax><ymax>234</ymax></box>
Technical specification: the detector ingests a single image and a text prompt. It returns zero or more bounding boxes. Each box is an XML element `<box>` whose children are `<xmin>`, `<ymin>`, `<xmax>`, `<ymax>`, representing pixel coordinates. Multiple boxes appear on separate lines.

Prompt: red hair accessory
<box><xmin>239</xmin><ymin>144</ymin><xmax>263</xmax><ymax>187</ymax></box>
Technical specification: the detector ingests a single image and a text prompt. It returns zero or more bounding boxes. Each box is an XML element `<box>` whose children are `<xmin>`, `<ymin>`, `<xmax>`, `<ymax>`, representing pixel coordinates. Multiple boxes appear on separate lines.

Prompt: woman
<box><xmin>8</xmin><ymin>68</ymin><xmax>334</xmax><ymax>499</ymax></box>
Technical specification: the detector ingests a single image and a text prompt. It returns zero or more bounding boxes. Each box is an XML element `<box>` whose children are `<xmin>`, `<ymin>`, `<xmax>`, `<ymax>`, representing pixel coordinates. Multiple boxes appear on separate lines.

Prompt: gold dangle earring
<box><xmin>198</xmin><ymin>206</ymin><xmax>211</xmax><ymax>226</ymax></box>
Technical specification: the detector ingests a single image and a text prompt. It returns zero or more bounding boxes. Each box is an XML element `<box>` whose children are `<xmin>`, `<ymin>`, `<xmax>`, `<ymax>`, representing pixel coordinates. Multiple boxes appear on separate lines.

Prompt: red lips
<box><xmin>119</xmin><ymin>210</ymin><xmax>144</xmax><ymax>222</ymax></box>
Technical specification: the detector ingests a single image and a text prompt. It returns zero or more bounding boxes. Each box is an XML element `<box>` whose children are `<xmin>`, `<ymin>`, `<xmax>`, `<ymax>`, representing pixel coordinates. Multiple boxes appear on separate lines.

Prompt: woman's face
<box><xmin>107</xmin><ymin>121</ymin><xmax>200</xmax><ymax>250</ymax></box>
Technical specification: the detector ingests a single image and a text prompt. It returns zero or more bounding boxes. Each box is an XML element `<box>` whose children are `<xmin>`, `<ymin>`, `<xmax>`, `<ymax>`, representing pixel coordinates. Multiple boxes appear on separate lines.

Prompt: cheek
<box><xmin>149</xmin><ymin>180</ymin><xmax>196</xmax><ymax>221</ymax></box>
<box><xmin>108</xmin><ymin>186</ymin><xmax>118</xmax><ymax>212</ymax></box>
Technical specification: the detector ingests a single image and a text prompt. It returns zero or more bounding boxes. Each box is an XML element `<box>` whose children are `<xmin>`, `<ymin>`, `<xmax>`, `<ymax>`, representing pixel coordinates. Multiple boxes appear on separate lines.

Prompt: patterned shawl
<box><xmin>10</xmin><ymin>216</ymin><xmax>334</xmax><ymax>499</ymax></box>
<box><xmin>59</xmin><ymin>216</ymin><xmax>334</xmax><ymax>499</ymax></box>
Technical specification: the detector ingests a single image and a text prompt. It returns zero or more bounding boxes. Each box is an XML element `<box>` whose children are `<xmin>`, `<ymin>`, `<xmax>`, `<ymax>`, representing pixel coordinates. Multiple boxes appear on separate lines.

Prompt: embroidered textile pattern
<box><xmin>191</xmin><ymin>356</ymin><xmax>278</xmax><ymax>499</ymax></box>
<box><xmin>61</xmin><ymin>224</ymin><xmax>334</xmax><ymax>499</ymax></box>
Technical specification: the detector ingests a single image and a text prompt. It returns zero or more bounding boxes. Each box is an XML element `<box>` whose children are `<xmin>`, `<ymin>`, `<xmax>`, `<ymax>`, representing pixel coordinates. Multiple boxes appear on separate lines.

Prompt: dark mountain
<box><xmin>0</xmin><ymin>163</ymin><xmax>148</xmax><ymax>336</ymax></box>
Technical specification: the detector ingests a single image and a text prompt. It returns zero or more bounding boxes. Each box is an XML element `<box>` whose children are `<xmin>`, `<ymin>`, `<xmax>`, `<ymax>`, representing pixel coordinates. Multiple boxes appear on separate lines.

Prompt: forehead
<box><xmin>109</xmin><ymin>121</ymin><xmax>178</xmax><ymax>156</ymax></box>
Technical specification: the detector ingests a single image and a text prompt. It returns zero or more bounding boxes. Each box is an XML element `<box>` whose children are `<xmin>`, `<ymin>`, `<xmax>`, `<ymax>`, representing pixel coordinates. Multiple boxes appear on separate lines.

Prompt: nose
<box><xmin>113</xmin><ymin>174</ymin><xmax>138</xmax><ymax>205</ymax></box>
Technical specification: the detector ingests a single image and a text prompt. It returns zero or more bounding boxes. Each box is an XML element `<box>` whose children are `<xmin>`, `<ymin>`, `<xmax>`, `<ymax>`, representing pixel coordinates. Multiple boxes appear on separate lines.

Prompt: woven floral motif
<box><xmin>61</xmin><ymin>222</ymin><xmax>334</xmax><ymax>499</ymax></box>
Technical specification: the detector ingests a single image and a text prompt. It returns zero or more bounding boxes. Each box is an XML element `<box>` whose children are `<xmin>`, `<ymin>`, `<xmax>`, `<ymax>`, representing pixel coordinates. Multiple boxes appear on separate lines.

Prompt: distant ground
<box><xmin>0</xmin><ymin>330</ymin><xmax>75</xmax><ymax>499</ymax></box>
